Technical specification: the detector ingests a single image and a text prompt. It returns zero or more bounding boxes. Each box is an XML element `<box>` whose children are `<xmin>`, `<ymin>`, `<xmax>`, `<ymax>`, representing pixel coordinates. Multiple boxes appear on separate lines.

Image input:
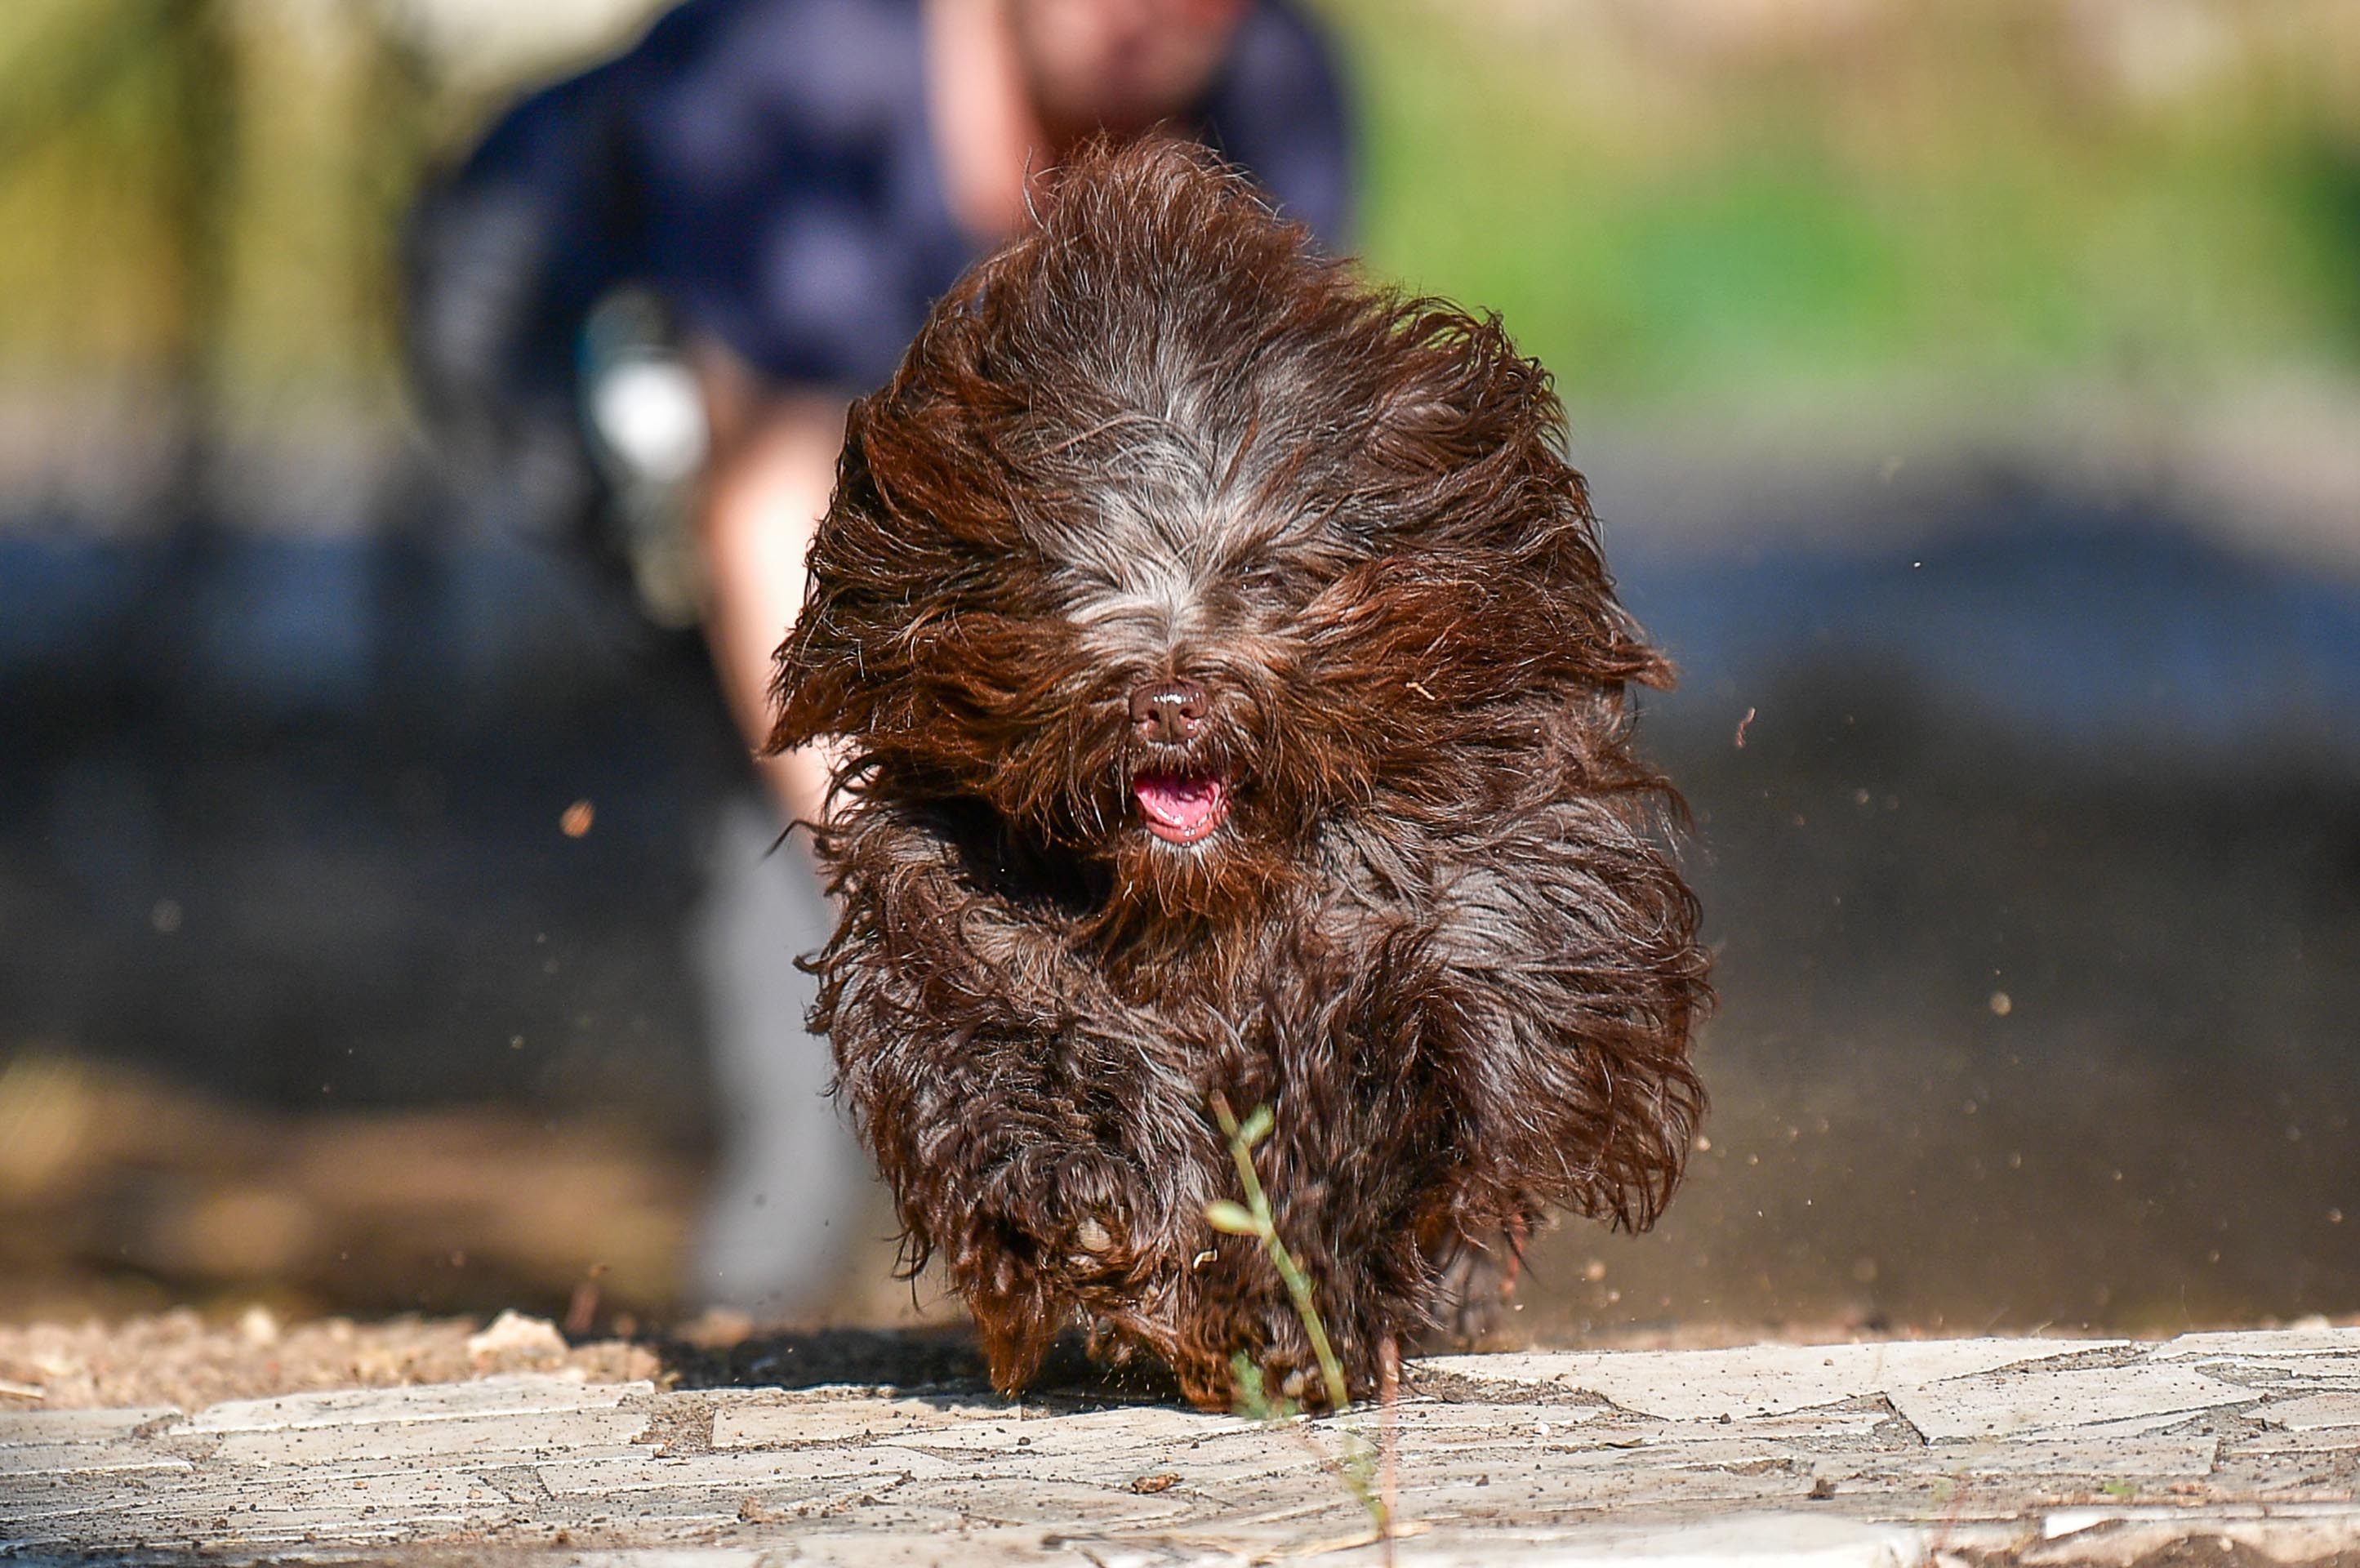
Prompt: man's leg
<box><xmin>688</xmin><ymin>793</ymin><xmax>873</xmax><ymax>1320</ymax></box>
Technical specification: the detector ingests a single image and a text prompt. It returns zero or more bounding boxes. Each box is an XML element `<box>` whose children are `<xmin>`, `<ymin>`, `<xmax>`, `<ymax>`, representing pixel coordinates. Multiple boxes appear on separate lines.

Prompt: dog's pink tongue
<box><xmin>1134</xmin><ymin>772</ymin><xmax>1227</xmax><ymax>843</ymax></box>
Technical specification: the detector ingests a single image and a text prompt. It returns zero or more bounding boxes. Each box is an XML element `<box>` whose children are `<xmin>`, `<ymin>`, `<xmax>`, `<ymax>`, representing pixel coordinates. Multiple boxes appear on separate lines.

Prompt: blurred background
<box><xmin>0</xmin><ymin>0</ymin><xmax>2354</xmax><ymax>1349</ymax></box>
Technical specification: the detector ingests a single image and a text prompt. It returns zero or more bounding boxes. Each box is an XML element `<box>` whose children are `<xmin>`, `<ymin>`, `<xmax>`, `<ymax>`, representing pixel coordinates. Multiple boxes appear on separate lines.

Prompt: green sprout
<box><xmin>1204</xmin><ymin>1094</ymin><xmax>1392</xmax><ymax>1544</ymax></box>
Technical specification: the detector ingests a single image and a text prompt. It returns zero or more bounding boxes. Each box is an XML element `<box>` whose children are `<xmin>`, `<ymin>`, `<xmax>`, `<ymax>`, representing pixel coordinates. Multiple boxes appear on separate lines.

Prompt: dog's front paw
<box><xmin>984</xmin><ymin>1143</ymin><xmax>1145</xmax><ymax>1277</ymax></box>
<box><xmin>953</xmin><ymin>1144</ymin><xmax>1156</xmax><ymax>1399</ymax></box>
<box><xmin>1149</xmin><ymin>1245</ymin><xmax>1324</xmax><ymax>1413</ymax></box>
<box><xmin>1164</xmin><ymin>1287</ymin><xmax>1339</xmax><ymax>1414</ymax></box>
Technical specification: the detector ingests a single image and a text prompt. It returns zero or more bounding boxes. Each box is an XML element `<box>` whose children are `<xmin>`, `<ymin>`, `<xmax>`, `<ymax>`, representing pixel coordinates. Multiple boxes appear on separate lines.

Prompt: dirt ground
<box><xmin>12</xmin><ymin>1304</ymin><xmax>2357</xmax><ymax>1420</ymax></box>
<box><xmin>0</xmin><ymin>1309</ymin><xmax>657</xmax><ymax>1412</ymax></box>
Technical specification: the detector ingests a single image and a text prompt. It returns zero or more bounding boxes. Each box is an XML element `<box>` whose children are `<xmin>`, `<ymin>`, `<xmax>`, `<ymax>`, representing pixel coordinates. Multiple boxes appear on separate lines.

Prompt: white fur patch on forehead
<box><xmin>1062</xmin><ymin>551</ymin><xmax>1208</xmax><ymax>660</ymax></box>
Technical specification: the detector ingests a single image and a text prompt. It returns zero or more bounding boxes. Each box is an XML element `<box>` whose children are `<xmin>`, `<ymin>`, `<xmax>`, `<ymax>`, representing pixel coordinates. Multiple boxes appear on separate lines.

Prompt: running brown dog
<box><xmin>768</xmin><ymin>139</ymin><xmax>1708</xmax><ymax>1411</ymax></box>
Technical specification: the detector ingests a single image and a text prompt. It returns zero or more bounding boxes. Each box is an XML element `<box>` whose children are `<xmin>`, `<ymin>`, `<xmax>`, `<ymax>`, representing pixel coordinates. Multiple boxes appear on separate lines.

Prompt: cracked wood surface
<box><xmin>5</xmin><ymin>1330</ymin><xmax>2360</xmax><ymax>1565</ymax></box>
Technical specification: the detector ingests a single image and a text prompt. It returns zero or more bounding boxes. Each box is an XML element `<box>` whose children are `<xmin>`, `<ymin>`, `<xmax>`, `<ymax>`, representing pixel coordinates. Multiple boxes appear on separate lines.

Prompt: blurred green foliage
<box><xmin>1329</xmin><ymin>0</ymin><xmax>2360</xmax><ymax>410</ymax></box>
<box><xmin>0</xmin><ymin>0</ymin><xmax>2353</xmax><ymax>421</ymax></box>
<box><xmin>0</xmin><ymin>0</ymin><xmax>432</xmax><ymax>418</ymax></box>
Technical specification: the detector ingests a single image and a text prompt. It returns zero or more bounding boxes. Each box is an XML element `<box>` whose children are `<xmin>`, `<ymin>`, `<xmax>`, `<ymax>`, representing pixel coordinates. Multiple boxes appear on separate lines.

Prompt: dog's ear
<box><xmin>764</xmin><ymin>372</ymin><xmax>1026</xmax><ymax>759</ymax></box>
<box><xmin>1593</xmin><ymin>1028</ymin><xmax>1707</xmax><ymax>1232</ymax></box>
<box><xmin>1437</xmin><ymin>804</ymin><xmax>1709</xmax><ymax>1236</ymax></box>
<box><xmin>764</xmin><ymin>408</ymin><xmax>893</xmax><ymax>754</ymax></box>
<box><xmin>1516</xmin><ymin>953</ymin><xmax>1708</xmax><ymax>1236</ymax></box>
<box><xmin>766</xmin><ymin>624</ymin><xmax>857</xmax><ymax>755</ymax></box>
<box><xmin>1344</xmin><ymin>302</ymin><xmax>1681</xmax><ymax>698</ymax></box>
<box><xmin>1584</xmin><ymin>840</ymin><xmax>1710</xmax><ymax>1231</ymax></box>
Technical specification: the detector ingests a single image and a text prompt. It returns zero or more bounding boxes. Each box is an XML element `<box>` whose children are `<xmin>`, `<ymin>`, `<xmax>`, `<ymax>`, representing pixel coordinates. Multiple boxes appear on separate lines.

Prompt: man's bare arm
<box><xmin>692</xmin><ymin>349</ymin><xmax>847</xmax><ymax>832</ymax></box>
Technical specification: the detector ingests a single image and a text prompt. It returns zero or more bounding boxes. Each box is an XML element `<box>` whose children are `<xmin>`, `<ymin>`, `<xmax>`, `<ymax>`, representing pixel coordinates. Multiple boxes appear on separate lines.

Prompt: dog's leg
<box><xmin>813</xmin><ymin>800</ymin><xmax>1238</xmax><ymax>1392</ymax></box>
<box><xmin>1154</xmin><ymin>936</ymin><xmax>1463</xmax><ymax>1410</ymax></box>
<box><xmin>834</xmin><ymin>1017</ymin><xmax>1158</xmax><ymax>1388</ymax></box>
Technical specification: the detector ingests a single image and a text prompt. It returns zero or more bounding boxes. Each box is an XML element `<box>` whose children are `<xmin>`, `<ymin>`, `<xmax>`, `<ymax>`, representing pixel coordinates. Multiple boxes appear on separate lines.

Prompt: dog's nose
<box><xmin>1129</xmin><ymin>678</ymin><xmax>1207</xmax><ymax>745</ymax></box>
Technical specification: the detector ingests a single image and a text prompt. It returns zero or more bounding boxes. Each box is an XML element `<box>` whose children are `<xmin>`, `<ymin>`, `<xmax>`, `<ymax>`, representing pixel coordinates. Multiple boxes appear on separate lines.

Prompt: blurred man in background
<box><xmin>403</xmin><ymin>0</ymin><xmax>1353</xmax><ymax>1321</ymax></box>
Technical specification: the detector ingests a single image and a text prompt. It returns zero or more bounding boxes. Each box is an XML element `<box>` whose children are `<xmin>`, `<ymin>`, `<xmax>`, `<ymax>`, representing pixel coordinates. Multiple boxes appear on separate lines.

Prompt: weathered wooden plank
<box><xmin>1888</xmin><ymin>1365</ymin><xmax>2255</xmax><ymax>1441</ymax></box>
<box><xmin>189</xmin><ymin>1408</ymin><xmax>652</xmax><ymax>1465</ymax></box>
<box><xmin>180</xmin><ymin>1375</ymin><xmax>648</xmax><ymax>1433</ymax></box>
<box><xmin>709</xmin><ymin>1393</ymin><xmax>983</xmax><ymax>1450</ymax></box>
<box><xmin>0</xmin><ymin>1441</ymin><xmax>194</xmax><ymax>1477</ymax></box>
<box><xmin>0</xmin><ymin>1408</ymin><xmax>180</xmax><ymax>1447</ymax></box>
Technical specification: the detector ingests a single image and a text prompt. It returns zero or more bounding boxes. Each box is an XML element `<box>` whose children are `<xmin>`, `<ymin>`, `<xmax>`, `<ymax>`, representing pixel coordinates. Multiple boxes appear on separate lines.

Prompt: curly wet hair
<box><xmin>768</xmin><ymin>138</ymin><xmax>1708</xmax><ymax>1411</ymax></box>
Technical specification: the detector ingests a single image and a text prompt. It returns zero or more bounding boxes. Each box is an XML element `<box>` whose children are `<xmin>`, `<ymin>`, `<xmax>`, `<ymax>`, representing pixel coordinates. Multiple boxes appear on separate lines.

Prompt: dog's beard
<box><xmin>1083</xmin><ymin>749</ymin><xmax>1299</xmax><ymax>933</ymax></box>
<box><xmin>1104</xmin><ymin>804</ymin><xmax>1288</xmax><ymax>931</ymax></box>
<box><xmin>977</xmin><ymin>665</ymin><xmax>1320</xmax><ymax>933</ymax></box>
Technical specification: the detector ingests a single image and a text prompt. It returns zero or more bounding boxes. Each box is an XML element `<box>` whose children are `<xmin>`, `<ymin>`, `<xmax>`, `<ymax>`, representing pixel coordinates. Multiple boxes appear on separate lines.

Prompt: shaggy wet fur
<box><xmin>768</xmin><ymin>140</ymin><xmax>1708</xmax><ymax>1411</ymax></box>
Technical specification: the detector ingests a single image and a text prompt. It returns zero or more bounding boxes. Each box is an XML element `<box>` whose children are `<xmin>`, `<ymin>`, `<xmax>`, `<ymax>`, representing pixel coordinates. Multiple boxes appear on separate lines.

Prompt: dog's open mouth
<box><xmin>1133</xmin><ymin>770</ymin><xmax>1230</xmax><ymax>846</ymax></box>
